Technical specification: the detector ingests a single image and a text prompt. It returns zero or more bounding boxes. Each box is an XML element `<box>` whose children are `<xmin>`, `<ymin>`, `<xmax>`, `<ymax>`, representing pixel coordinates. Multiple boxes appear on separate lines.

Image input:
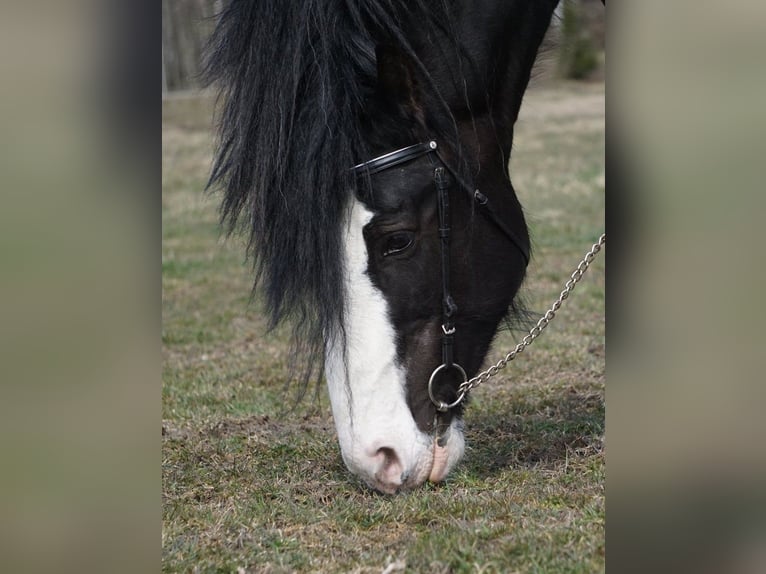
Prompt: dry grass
<box><xmin>162</xmin><ymin>81</ymin><xmax>605</xmax><ymax>573</ymax></box>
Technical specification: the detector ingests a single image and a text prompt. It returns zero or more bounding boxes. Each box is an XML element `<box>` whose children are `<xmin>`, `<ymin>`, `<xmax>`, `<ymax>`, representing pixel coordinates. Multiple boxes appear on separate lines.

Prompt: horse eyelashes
<box><xmin>382</xmin><ymin>231</ymin><xmax>415</xmax><ymax>257</ymax></box>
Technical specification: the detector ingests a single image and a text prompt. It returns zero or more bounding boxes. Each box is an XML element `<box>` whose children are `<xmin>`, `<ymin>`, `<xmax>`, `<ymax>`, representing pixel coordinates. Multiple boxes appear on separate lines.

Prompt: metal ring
<box><xmin>428</xmin><ymin>363</ymin><xmax>468</xmax><ymax>412</ymax></box>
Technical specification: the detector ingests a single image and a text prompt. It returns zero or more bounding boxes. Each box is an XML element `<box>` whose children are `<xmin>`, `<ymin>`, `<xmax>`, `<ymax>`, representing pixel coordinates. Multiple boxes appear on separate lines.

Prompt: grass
<box><xmin>162</xmin><ymin>80</ymin><xmax>605</xmax><ymax>573</ymax></box>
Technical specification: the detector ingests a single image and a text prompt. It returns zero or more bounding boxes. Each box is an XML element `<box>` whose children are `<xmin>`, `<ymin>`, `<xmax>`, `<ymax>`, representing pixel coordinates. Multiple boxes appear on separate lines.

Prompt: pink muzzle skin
<box><xmin>428</xmin><ymin>418</ymin><xmax>455</xmax><ymax>483</ymax></box>
<box><xmin>429</xmin><ymin>439</ymin><xmax>451</xmax><ymax>483</ymax></box>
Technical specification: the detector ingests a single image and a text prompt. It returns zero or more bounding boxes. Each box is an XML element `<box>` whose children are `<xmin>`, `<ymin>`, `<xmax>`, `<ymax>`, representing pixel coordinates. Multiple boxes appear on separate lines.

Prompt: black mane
<box><xmin>203</xmin><ymin>0</ymin><xmax>459</xmax><ymax>383</ymax></box>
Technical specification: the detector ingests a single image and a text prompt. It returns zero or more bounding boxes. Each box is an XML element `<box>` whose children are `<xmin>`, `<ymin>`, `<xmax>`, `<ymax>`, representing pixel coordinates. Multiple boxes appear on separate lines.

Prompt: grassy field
<box><xmin>162</xmin><ymin>81</ymin><xmax>605</xmax><ymax>573</ymax></box>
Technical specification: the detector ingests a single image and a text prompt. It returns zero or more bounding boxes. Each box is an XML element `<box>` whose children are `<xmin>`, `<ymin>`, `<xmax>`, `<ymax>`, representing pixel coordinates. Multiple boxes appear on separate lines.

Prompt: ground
<box><xmin>162</xmin><ymin>80</ymin><xmax>605</xmax><ymax>573</ymax></box>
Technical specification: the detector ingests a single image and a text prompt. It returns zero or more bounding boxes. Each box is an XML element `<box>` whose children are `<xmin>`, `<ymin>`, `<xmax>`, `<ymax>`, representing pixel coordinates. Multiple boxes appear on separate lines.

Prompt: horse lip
<box><xmin>428</xmin><ymin>438</ymin><xmax>451</xmax><ymax>483</ymax></box>
<box><xmin>428</xmin><ymin>418</ymin><xmax>465</xmax><ymax>483</ymax></box>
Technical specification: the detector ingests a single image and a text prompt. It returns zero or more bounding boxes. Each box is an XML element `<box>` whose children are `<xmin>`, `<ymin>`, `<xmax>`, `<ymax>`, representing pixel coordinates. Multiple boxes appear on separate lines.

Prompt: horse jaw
<box><xmin>324</xmin><ymin>198</ymin><xmax>464</xmax><ymax>493</ymax></box>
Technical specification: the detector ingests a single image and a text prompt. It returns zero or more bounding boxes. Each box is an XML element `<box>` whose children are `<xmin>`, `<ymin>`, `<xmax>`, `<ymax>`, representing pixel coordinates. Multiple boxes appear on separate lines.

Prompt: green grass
<box><xmin>162</xmin><ymin>82</ymin><xmax>605</xmax><ymax>573</ymax></box>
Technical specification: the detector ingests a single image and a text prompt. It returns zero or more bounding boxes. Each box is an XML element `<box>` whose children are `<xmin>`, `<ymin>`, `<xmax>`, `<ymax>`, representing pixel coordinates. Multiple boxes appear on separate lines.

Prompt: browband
<box><xmin>353</xmin><ymin>141</ymin><xmax>437</xmax><ymax>176</ymax></box>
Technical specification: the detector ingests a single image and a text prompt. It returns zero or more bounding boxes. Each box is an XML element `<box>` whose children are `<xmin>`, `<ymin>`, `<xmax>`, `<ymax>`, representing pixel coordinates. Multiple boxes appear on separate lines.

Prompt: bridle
<box><xmin>354</xmin><ymin>139</ymin><xmax>605</xmax><ymax>413</ymax></box>
<box><xmin>353</xmin><ymin>141</ymin><xmax>530</xmax><ymax>263</ymax></box>
<box><xmin>350</xmin><ymin>2</ymin><xmax>606</xmax><ymax>415</ymax></box>
<box><xmin>354</xmin><ymin>140</ymin><xmax>530</xmax><ymax>407</ymax></box>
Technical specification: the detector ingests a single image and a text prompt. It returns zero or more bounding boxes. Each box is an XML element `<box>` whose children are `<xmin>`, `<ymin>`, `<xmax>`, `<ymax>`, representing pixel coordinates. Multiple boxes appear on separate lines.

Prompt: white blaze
<box><xmin>324</xmin><ymin>198</ymin><xmax>464</xmax><ymax>493</ymax></box>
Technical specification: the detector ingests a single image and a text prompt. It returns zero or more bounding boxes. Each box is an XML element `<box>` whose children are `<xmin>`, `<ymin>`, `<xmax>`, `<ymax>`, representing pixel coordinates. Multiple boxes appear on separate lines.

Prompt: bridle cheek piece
<box><xmin>354</xmin><ymin>140</ymin><xmax>530</xmax><ymax>413</ymax></box>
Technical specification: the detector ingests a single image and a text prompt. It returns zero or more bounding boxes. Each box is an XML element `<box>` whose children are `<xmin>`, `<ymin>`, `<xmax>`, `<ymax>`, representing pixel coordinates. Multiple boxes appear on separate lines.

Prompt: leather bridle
<box><xmin>354</xmin><ymin>140</ymin><xmax>530</xmax><ymax>411</ymax></box>
<box><xmin>350</xmin><ymin>1</ymin><xmax>606</xmax><ymax>413</ymax></box>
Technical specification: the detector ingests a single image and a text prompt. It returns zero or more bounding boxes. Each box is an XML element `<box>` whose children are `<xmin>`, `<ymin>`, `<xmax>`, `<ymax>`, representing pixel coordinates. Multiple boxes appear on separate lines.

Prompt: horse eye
<box><xmin>382</xmin><ymin>232</ymin><xmax>414</xmax><ymax>257</ymax></box>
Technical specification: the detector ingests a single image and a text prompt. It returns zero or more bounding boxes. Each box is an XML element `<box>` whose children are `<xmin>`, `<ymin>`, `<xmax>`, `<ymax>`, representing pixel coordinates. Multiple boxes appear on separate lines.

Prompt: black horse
<box><xmin>205</xmin><ymin>0</ymin><xmax>561</xmax><ymax>493</ymax></box>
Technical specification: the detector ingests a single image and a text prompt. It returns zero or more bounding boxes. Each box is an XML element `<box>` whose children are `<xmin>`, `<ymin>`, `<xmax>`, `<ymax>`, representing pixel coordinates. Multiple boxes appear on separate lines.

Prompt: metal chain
<box><xmin>452</xmin><ymin>233</ymin><xmax>605</xmax><ymax>405</ymax></box>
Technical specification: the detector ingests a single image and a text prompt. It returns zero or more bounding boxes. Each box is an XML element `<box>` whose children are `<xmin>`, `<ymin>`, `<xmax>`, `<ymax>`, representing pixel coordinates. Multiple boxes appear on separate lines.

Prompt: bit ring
<box><xmin>428</xmin><ymin>363</ymin><xmax>468</xmax><ymax>412</ymax></box>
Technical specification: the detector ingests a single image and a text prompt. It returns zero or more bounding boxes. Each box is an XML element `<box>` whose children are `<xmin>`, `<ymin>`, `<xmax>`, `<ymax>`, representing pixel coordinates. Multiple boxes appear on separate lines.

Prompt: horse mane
<box><xmin>203</xmin><ymin>0</ymin><xmax>452</xmax><ymax>390</ymax></box>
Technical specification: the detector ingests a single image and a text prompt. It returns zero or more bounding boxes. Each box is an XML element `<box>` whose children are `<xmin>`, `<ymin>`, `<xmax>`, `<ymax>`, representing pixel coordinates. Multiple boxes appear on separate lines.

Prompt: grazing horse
<box><xmin>205</xmin><ymin>0</ymin><xmax>560</xmax><ymax>493</ymax></box>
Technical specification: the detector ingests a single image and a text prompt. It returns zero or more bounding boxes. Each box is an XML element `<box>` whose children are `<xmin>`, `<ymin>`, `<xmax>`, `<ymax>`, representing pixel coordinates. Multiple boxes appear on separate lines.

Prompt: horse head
<box><xmin>205</xmin><ymin>0</ymin><xmax>560</xmax><ymax>493</ymax></box>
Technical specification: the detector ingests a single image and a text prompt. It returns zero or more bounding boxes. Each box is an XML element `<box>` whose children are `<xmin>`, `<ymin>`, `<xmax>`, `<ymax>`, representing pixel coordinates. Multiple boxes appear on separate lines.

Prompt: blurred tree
<box><xmin>559</xmin><ymin>0</ymin><xmax>601</xmax><ymax>80</ymax></box>
<box><xmin>162</xmin><ymin>0</ymin><xmax>219</xmax><ymax>92</ymax></box>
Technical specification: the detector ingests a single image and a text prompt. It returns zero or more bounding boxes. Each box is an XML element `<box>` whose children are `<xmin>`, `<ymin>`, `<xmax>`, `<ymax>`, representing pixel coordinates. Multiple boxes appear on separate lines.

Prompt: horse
<box><xmin>204</xmin><ymin>0</ymin><xmax>561</xmax><ymax>494</ymax></box>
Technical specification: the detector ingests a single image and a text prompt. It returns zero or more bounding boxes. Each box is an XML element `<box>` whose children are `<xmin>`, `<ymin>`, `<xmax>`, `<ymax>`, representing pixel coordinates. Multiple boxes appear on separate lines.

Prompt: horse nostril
<box><xmin>374</xmin><ymin>447</ymin><xmax>404</xmax><ymax>488</ymax></box>
<box><xmin>376</xmin><ymin>446</ymin><xmax>399</xmax><ymax>468</ymax></box>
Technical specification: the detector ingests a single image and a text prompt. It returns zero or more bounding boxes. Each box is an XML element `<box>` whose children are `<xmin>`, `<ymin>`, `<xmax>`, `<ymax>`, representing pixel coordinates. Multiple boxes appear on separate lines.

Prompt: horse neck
<box><xmin>415</xmin><ymin>0</ymin><xmax>559</xmax><ymax>159</ymax></box>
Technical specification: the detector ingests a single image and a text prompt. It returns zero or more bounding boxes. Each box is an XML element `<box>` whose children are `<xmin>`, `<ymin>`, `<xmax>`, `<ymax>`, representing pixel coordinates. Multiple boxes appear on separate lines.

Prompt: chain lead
<box><xmin>449</xmin><ymin>234</ymin><xmax>605</xmax><ymax>404</ymax></box>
